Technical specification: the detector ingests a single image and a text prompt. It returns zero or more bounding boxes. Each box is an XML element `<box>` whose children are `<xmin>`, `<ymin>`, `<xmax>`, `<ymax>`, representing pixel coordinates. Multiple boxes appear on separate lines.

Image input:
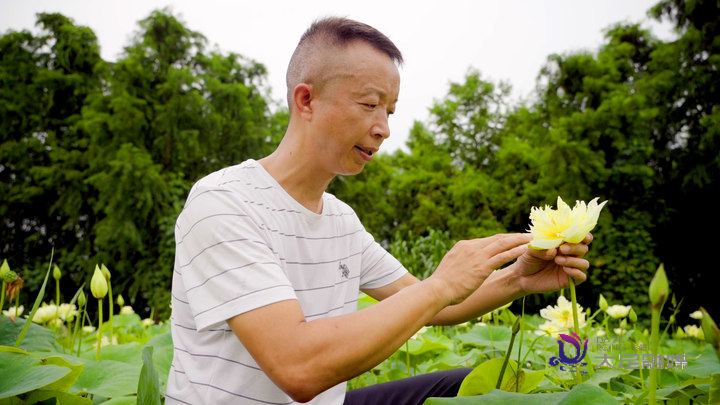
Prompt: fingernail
<box><xmin>556</xmin><ymin>256</ymin><xmax>566</xmax><ymax>264</ymax></box>
<box><xmin>560</xmin><ymin>245</ymin><xmax>570</xmax><ymax>254</ymax></box>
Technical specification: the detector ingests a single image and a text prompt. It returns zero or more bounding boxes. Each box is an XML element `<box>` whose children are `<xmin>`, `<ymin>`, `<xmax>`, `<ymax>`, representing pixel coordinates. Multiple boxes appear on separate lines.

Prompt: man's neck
<box><xmin>258</xmin><ymin>140</ymin><xmax>333</xmax><ymax>215</ymax></box>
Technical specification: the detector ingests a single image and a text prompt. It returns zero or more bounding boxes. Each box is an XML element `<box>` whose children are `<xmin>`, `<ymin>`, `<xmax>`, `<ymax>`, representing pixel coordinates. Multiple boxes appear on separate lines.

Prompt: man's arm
<box><xmin>227</xmin><ymin>233</ymin><xmax>531</xmax><ymax>402</ymax></box>
<box><xmin>364</xmin><ymin>234</ymin><xmax>592</xmax><ymax>326</ymax></box>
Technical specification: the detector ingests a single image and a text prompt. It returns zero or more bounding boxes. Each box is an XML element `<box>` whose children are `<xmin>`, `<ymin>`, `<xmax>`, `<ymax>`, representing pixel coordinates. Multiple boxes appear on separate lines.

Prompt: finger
<box><xmin>486</xmin><ymin>243</ymin><xmax>529</xmax><ymax>270</ymax></box>
<box><xmin>583</xmin><ymin>233</ymin><xmax>593</xmax><ymax>245</ymax></box>
<box><xmin>555</xmin><ymin>256</ymin><xmax>589</xmax><ymax>271</ymax></box>
<box><xmin>470</xmin><ymin>233</ymin><xmax>527</xmax><ymax>249</ymax></box>
<box><xmin>525</xmin><ymin>246</ymin><xmax>557</xmax><ymax>261</ymax></box>
<box><xmin>558</xmin><ymin>243</ymin><xmax>588</xmax><ymax>257</ymax></box>
<box><xmin>563</xmin><ymin>266</ymin><xmax>587</xmax><ymax>283</ymax></box>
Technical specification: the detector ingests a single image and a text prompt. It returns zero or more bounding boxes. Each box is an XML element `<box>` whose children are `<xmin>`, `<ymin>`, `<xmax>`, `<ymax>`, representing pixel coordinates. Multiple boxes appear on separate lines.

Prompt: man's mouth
<box><xmin>354</xmin><ymin>145</ymin><xmax>374</xmax><ymax>156</ymax></box>
<box><xmin>354</xmin><ymin>145</ymin><xmax>377</xmax><ymax>162</ymax></box>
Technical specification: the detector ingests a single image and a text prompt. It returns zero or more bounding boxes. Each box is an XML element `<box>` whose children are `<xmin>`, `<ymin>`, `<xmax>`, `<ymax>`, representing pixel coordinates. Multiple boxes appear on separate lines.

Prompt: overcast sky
<box><xmin>1</xmin><ymin>0</ymin><xmax>676</xmax><ymax>153</ymax></box>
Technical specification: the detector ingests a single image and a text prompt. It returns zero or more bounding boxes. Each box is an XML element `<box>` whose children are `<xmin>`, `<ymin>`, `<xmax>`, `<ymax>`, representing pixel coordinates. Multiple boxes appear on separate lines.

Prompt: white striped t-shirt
<box><xmin>166</xmin><ymin>159</ymin><xmax>408</xmax><ymax>405</ymax></box>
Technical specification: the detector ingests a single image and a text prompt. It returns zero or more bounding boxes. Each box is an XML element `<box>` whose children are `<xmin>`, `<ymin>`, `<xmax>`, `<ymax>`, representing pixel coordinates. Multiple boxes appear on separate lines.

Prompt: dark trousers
<box><xmin>343</xmin><ymin>368</ymin><xmax>473</xmax><ymax>405</ymax></box>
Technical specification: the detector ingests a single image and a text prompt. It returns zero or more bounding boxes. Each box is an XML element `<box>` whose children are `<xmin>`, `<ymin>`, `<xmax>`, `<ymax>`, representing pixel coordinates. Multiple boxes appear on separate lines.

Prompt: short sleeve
<box><xmin>358</xmin><ymin>230</ymin><xmax>408</xmax><ymax>290</ymax></box>
<box><xmin>175</xmin><ymin>186</ymin><xmax>297</xmax><ymax>332</ymax></box>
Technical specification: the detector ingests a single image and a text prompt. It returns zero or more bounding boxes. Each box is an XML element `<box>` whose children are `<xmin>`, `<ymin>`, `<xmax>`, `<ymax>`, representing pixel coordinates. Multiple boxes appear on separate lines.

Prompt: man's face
<box><xmin>309</xmin><ymin>41</ymin><xmax>400</xmax><ymax>176</ymax></box>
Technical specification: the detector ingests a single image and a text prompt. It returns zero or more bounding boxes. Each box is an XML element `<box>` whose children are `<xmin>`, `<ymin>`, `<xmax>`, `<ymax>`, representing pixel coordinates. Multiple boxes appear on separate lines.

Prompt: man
<box><xmin>166</xmin><ymin>17</ymin><xmax>591</xmax><ymax>404</ymax></box>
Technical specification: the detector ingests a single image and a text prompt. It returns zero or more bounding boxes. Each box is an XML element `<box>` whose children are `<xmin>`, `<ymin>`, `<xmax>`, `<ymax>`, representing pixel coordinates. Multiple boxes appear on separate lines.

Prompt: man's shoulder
<box><xmin>321</xmin><ymin>192</ymin><xmax>358</xmax><ymax>218</ymax></box>
<box><xmin>190</xmin><ymin>159</ymin><xmax>261</xmax><ymax>190</ymax></box>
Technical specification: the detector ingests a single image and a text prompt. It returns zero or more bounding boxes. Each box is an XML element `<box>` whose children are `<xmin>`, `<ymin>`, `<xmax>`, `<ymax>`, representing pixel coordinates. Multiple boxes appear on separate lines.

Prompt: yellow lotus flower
<box><xmin>528</xmin><ymin>197</ymin><xmax>607</xmax><ymax>249</ymax></box>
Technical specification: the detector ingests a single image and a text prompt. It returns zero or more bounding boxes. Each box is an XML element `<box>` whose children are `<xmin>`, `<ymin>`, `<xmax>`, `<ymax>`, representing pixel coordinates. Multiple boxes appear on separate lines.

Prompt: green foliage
<box><xmin>388</xmin><ymin>229</ymin><xmax>455</xmax><ymax>280</ymax></box>
<box><xmin>0</xmin><ymin>10</ymin><xmax>283</xmax><ymax>318</ymax></box>
<box><xmin>348</xmin><ymin>304</ymin><xmax>720</xmax><ymax>404</ymax></box>
<box><xmin>457</xmin><ymin>357</ymin><xmax>546</xmax><ymax>395</ymax></box>
<box><xmin>0</xmin><ymin>312</ymin><xmax>172</xmax><ymax>403</ymax></box>
<box><xmin>137</xmin><ymin>346</ymin><xmax>162</xmax><ymax>405</ymax></box>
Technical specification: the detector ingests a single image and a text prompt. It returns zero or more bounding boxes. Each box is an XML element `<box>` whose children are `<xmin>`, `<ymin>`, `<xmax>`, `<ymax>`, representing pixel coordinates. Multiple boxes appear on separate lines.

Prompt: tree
<box><xmin>0</xmin><ymin>10</ymin><xmax>282</xmax><ymax>317</ymax></box>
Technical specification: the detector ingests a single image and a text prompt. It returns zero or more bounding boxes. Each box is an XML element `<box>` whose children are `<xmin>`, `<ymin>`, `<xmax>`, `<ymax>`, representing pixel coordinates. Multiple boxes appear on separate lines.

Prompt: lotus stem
<box><xmin>648</xmin><ymin>305</ymin><xmax>660</xmax><ymax>405</ymax></box>
<box><xmin>497</xmin><ymin>317</ymin><xmax>521</xmax><ymax>389</ymax></box>
<box><xmin>107</xmin><ymin>281</ymin><xmax>113</xmax><ymax>345</ymax></box>
<box><xmin>568</xmin><ymin>278</ymin><xmax>582</xmax><ymax>383</ymax></box>
<box><xmin>516</xmin><ymin>298</ymin><xmax>525</xmax><ymax>392</ymax></box>
<box><xmin>96</xmin><ymin>298</ymin><xmax>103</xmax><ymax>361</ymax></box>
<box><xmin>0</xmin><ymin>282</ymin><xmax>5</xmax><ymax>313</ymax></box>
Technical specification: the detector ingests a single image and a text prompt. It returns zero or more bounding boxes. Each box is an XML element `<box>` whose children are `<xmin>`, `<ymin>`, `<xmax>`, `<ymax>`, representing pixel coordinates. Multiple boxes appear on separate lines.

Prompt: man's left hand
<box><xmin>513</xmin><ymin>233</ymin><xmax>593</xmax><ymax>295</ymax></box>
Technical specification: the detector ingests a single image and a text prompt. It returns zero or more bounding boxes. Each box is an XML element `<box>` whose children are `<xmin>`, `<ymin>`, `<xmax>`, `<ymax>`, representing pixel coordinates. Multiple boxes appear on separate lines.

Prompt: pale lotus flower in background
<box><xmin>31</xmin><ymin>303</ymin><xmax>59</xmax><ymax>324</ymax></box>
<box><xmin>539</xmin><ymin>295</ymin><xmax>587</xmax><ymax>330</ymax></box>
<box><xmin>142</xmin><ymin>318</ymin><xmax>155</xmax><ymax>327</ymax></box>
<box><xmin>596</xmin><ymin>330</ymin><xmax>606</xmax><ymax>337</ymax></box>
<box><xmin>120</xmin><ymin>305</ymin><xmax>135</xmax><ymax>315</ymax></box>
<box><xmin>606</xmin><ymin>305</ymin><xmax>632</xmax><ymax>319</ymax></box>
<box><xmin>535</xmin><ymin>321</ymin><xmax>563</xmax><ymax>337</ymax></box>
<box><xmin>690</xmin><ymin>310</ymin><xmax>703</xmax><ymax>320</ymax></box>
<box><xmin>92</xmin><ymin>335</ymin><xmax>118</xmax><ymax>348</ymax></box>
<box><xmin>2</xmin><ymin>305</ymin><xmax>23</xmax><ymax>318</ymax></box>
<box><xmin>684</xmin><ymin>325</ymin><xmax>705</xmax><ymax>340</ymax></box>
<box><xmin>82</xmin><ymin>326</ymin><xmax>96</xmax><ymax>334</ymax></box>
<box><xmin>528</xmin><ymin>197</ymin><xmax>607</xmax><ymax>249</ymax></box>
<box><xmin>57</xmin><ymin>303</ymin><xmax>77</xmax><ymax>322</ymax></box>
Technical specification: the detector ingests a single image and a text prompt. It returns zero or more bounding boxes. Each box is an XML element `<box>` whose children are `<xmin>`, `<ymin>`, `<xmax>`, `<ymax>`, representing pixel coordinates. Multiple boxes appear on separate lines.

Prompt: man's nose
<box><xmin>372</xmin><ymin>110</ymin><xmax>390</xmax><ymax>139</ymax></box>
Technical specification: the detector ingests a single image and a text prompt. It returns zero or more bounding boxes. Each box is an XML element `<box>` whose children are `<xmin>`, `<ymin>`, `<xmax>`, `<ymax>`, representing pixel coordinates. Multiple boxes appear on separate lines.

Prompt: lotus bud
<box><xmin>669</xmin><ymin>314</ymin><xmax>676</xmax><ymax>325</ymax></box>
<box><xmin>648</xmin><ymin>263</ymin><xmax>669</xmax><ymax>308</ymax></box>
<box><xmin>100</xmin><ymin>264</ymin><xmax>111</xmax><ymax>280</ymax></box>
<box><xmin>619</xmin><ymin>319</ymin><xmax>627</xmax><ymax>329</ymax></box>
<box><xmin>598</xmin><ymin>294</ymin><xmax>608</xmax><ymax>312</ymax></box>
<box><xmin>116</xmin><ymin>294</ymin><xmax>124</xmax><ymax>307</ymax></box>
<box><xmin>90</xmin><ymin>265</ymin><xmax>108</xmax><ymax>299</ymax></box>
<box><xmin>53</xmin><ymin>264</ymin><xmax>62</xmax><ymax>280</ymax></box>
<box><xmin>511</xmin><ymin>317</ymin><xmax>521</xmax><ymax>335</ymax></box>
<box><xmin>700</xmin><ymin>307</ymin><xmax>720</xmax><ymax>361</ymax></box>
<box><xmin>628</xmin><ymin>307</ymin><xmax>637</xmax><ymax>323</ymax></box>
<box><xmin>675</xmin><ymin>327</ymin><xmax>687</xmax><ymax>339</ymax></box>
<box><xmin>78</xmin><ymin>290</ymin><xmax>86</xmax><ymax>307</ymax></box>
<box><xmin>0</xmin><ymin>259</ymin><xmax>10</xmax><ymax>278</ymax></box>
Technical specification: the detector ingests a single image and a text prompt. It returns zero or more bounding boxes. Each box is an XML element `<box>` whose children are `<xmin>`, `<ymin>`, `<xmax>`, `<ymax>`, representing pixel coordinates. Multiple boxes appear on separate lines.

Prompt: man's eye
<box><xmin>364</xmin><ymin>104</ymin><xmax>377</xmax><ymax>109</ymax></box>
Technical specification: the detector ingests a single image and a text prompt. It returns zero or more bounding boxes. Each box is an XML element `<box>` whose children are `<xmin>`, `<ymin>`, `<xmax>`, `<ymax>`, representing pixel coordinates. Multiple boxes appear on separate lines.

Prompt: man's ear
<box><xmin>293</xmin><ymin>83</ymin><xmax>314</xmax><ymax>121</ymax></box>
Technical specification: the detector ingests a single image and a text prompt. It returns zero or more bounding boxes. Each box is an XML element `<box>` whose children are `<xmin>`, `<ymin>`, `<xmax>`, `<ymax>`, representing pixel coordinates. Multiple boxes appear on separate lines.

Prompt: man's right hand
<box><xmin>429</xmin><ymin>233</ymin><xmax>532</xmax><ymax>306</ymax></box>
